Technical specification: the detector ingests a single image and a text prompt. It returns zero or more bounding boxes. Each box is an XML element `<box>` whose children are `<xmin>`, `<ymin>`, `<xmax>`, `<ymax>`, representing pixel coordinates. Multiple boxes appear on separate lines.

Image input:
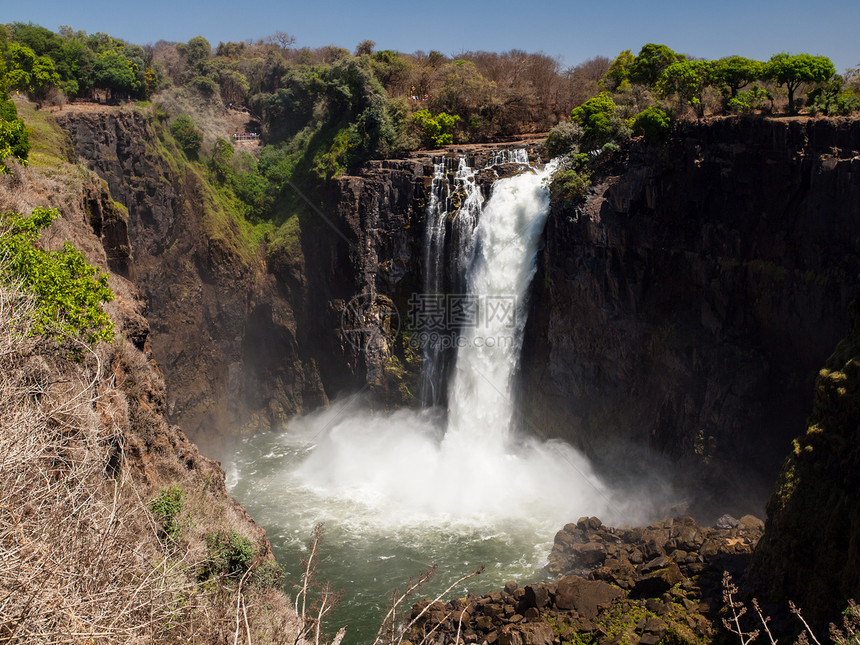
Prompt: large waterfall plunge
<box><xmin>226</xmin><ymin>154</ymin><xmax>654</xmax><ymax>642</ymax></box>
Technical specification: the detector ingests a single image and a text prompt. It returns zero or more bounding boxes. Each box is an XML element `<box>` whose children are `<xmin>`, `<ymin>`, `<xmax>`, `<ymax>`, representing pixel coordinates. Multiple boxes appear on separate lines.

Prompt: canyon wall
<box><xmin>521</xmin><ymin>118</ymin><xmax>860</xmax><ymax>516</ymax></box>
<box><xmin>56</xmin><ymin>108</ymin><xmax>434</xmax><ymax>453</ymax></box>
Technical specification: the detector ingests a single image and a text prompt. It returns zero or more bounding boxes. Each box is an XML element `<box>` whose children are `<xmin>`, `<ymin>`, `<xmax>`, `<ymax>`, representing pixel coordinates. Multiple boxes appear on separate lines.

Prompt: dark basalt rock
<box><xmin>520</xmin><ymin>117</ymin><xmax>860</xmax><ymax>518</ymax></box>
<box><xmin>406</xmin><ymin>514</ymin><xmax>760</xmax><ymax>645</ymax></box>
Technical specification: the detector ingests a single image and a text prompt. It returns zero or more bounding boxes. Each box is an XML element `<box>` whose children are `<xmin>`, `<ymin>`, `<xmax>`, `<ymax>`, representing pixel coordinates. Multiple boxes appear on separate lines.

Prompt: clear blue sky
<box><xmin>7</xmin><ymin>0</ymin><xmax>860</xmax><ymax>73</ymax></box>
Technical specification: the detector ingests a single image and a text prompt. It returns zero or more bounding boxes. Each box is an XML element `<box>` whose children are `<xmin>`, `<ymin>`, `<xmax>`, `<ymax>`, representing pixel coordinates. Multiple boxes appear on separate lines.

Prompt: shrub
<box><xmin>570</xmin><ymin>92</ymin><xmax>627</xmax><ymax>150</ymax></box>
<box><xmin>0</xmin><ymin>208</ymin><xmax>114</xmax><ymax>345</ymax></box>
<box><xmin>412</xmin><ymin>109</ymin><xmax>459</xmax><ymax>148</ymax></box>
<box><xmin>631</xmin><ymin>106</ymin><xmax>673</xmax><ymax>143</ymax></box>
<box><xmin>200</xmin><ymin>530</ymin><xmax>256</xmax><ymax>581</ymax></box>
<box><xmin>148</xmin><ymin>486</ymin><xmax>188</xmax><ymax>543</ymax></box>
<box><xmin>808</xmin><ymin>77</ymin><xmax>860</xmax><ymax>116</ymax></box>
<box><xmin>549</xmin><ymin>166</ymin><xmax>592</xmax><ymax>211</ymax></box>
<box><xmin>170</xmin><ymin>115</ymin><xmax>203</xmax><ymax>158</ymax></box>
<box><xmin>727</xmin><ymin>85</ymin><xmax>774</xmax><ymax>114</ymax></box>
<box><xmin>545</xmin><ymin>121</ymin><xmax>583</xmax><ymax>158</ymax></box>
<box><xmin>186</xmin><ymin>75</ymin><xmax>218</xmax><ymax>98</ymax></box>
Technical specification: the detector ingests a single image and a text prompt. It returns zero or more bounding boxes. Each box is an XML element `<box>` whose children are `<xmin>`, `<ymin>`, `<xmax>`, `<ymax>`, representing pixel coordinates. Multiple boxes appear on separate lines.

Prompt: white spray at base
<box><xmin>286</xmin><ymin>156</ymin><xmax>642</xmax><ymax>529</ymax></box>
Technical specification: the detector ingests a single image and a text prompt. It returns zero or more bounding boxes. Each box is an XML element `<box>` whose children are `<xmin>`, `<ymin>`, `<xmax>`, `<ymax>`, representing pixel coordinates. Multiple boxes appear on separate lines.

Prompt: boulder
<box><xmin>554</xmin><ymin>576</ymin><xmax>624</xmax><ymax>619</ymax></box>
<box><xmin>523</xmin><ymin>584</ymin><xmax>550</xmax><ymax>609</ymax></box>
<box><xmin>738</xmin><ymin>514</ymin><xmax>764</xmax><ymax>531</ymax></box>
<box><xmin>715</xmin><ymin>514</ymin><xmax>739</xmax><ymax>530</ymax></box>
<box><xmin>631</xmin><ymin>562</ymin><xmax>683</xmax><ymax>598</ymax></box>
<box><xmin>570</xmin><ymin>541</ymin><xmax>607</xmax><ymax>568</ymax></box>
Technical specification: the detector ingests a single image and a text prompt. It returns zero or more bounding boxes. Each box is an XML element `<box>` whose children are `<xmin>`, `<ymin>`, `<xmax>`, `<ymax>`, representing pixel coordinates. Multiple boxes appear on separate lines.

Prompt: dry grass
<box><xmin>0</xmin><ymin>280</ymin><xmax>301</xmax><ymax>643</ymax></box>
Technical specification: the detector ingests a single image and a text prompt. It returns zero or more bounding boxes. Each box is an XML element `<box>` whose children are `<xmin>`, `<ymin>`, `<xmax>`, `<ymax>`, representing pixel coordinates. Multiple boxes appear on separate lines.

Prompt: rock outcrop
<box><xmin>406</xmin><ymin>515</ymin><xmax>762</xmax><ymax>645</ymax></box>
<box><xmin>751</xmin><ymin>285</ymin><xmax>860</xmax><ymax>629</ymax></box>
<box><xmin>521</xmin><ymin>118</ymin><xmax>860</xmax><ymax>517</ymax></box>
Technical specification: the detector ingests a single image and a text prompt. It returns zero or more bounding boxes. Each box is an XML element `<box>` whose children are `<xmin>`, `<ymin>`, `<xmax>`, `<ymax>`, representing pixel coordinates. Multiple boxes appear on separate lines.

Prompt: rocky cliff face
<box><xmin>751</xmin><ymin>286</ymin><xmax>860</xmax><ymax>628</ymax></box>
<box><xmin>55</xmin><ymin>108</ymin><xmax>446</xmax><ymax>452</ymax></box>
<box><xmin>521</xmin><ymin>118</ymin><xmax>860</xmax><ymax>517</ymax></box>
<box><xmin>1</xmin><ymin>105</ymin><xmax>299</xmax><ymax>639</ymax></box>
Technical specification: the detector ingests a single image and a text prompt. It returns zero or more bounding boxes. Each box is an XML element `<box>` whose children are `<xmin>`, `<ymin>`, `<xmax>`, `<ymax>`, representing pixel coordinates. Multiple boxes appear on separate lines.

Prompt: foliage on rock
<box><xmin>0</xmin><ymin>207</ymin><xmax>114</xmax><ymax>345</ymax></box>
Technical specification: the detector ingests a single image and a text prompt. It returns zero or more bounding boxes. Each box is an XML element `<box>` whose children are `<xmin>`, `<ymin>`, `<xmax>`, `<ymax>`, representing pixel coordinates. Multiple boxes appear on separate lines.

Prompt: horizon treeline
<box><xmin>2</xmin><ymin>21</ymin><xmax>860</xmax><ymax>194</ymax></box>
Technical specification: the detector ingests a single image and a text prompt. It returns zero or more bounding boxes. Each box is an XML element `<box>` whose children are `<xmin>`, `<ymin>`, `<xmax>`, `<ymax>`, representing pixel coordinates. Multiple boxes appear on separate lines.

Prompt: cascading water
<box><xmin>226</xmin><ymin>153</ymin><xmax>654</xmax><ymax>643</ymax></box>
<box><xmin>419</xmin><ymin>157</ymin><xmax>485</xmax><ymax>407</ymax></box>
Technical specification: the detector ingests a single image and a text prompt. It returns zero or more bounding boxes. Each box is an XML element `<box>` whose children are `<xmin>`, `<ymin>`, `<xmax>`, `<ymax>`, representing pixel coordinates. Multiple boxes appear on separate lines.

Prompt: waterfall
<box><xmin>282</xmin><ymin>151</ymin><xmax>625</xmax><ymax>523</ymax></box>
<box><xmin>226</xmin><ymin>151</ymin><xmax>660</xmax><ymax>645</ymax></box>
<box><xmin>419</xmin><ymin>157</ymin><xmax>485</xmax><ymax>407</ymax></box>
<box><xmin>444</xmin><ymin>160</ymin><xmax>555</xmax><ymax>450</ymax></box>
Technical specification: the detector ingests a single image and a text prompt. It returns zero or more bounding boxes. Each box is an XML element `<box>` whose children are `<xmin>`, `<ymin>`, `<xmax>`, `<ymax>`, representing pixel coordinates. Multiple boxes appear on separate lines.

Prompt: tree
<box><xmin>170</xmin><ymin>115</ymin><xmax>203</xmax><ymax>158</ymax></box>
<box><xmin>176</xmin><ymin>36</ymin><xmax>212</xmax><ymax>79</ymax></box>
<box><xmin>92</xmin><ymin>50</ymin><xmax>141</xmax><ymax>98</ymax></box>
<box><xmin>355</xmin><ymin>40</ymin><xmax>375</xmax><ymax>56</ymax></box>
<box><xmin>433</xmin><ymin>60</ymin><xmax>496</xmax><ymax>120</ymax></box>
<box><xmin>545</xmin><ymin>120</ymin><xmax>583</xmax><ymax>158</ymax></box>
<box><xmin>4</xmin><ymin>43</ymin><xmax>61</xmax><ymax>106</ymax></box>
<box><xmin>0</xmin><ymin>70</ymin><xmax>30</xmax><ymax>169</ymax></box>
<box><xmin>629</xmin><ymin>43</ymin><xmax>680</xmax><ymax>86</ymax></box>
<box><xmin>412</xmin><ymin>109</ymin><xmax>459</xmax><ymax>148</ymax></box>
<box><xmin>631</xmin><ymin>106</ymin><xmax>673</xmax><ymax>143</ymax></box>
<box><xmin>764</xmin><ymin>53</ymin><xmax>835</xmax><ymax>113</ymax></box>
<box><xmin>266</xmin><ymin>31</ymin><xmax>296</xmax><ymax>50</ymax></box>
<box><xmin>656</xmin><ymin>60</ymin><xmax>712</xmax><ymax>118</ymax></box>
<box><xmin>216</xmin><ymin>67</ymin><xmax>249</xmax><ymax>104</ymax></box>
<box><xmin>710</xmin><ymin>56</ymin><xmax>763</xmax><ymax>98</ymax></box>
<box><xmin>570</xmin><ymin>92</ymin><xmax>624</xmax><ymax>149</ymax></box>
<box><xmin>603</xmin><ymin>49</ymin><xmax>634</xmax><ymax>90</ymax></box>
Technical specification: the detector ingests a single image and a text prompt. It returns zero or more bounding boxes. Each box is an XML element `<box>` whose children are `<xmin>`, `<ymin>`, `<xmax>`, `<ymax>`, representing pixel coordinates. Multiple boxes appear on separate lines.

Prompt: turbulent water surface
<box><xmin>227</xmin><ymin>156</ymin><xmax>655</xmax><ymax>643</ymax></box>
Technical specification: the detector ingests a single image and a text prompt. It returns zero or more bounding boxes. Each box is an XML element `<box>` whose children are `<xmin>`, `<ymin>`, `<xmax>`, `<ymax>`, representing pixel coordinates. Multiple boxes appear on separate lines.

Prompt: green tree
<box><xmin>92</xmin><ymin>50</ymin><xmax>141</xmax><ymax>98</ymax></box>
<box><xmin>631</xmin><ymin>106</ymin><xmax>673</xmax><ymax>143</ymax></box>
<box><xmin>629</xmin><ymin>43</ymin><xmax>680</xmax><ymax>86</ymax></box>
<box><xmin>656</xmin><ymin>60</ymin><xmax>712</xmax><ymax>118</ymax></box>
<box><xmin>764</xmin><ymin>53</ymin><xmax>836</xmax><ymax>113</ymax></box>
<box><xmin>412</xmin><ymin>109</ymin><xmax>459</xmax><ymax>147</ymax></box>
<box><xmin>209</xmin><ymin>137</ymin><xmax>234</xmax><ymax>181</ymax></box>
<box><xmin>0</xmin><ymin>68</ymin><xmax>30</xmax><ymax>169</ymax></box>
<box><xmin>177</xmin><ymin>36</ymin><xmax>212</xmax><ymax>79</ymax></box>
<box><xmin>0</xmin><ymin>208</ymin><xmax>114</xmax><ymax>345</ymax></box>
<box><xmin>570</xmin><ymin>92</ymin><xmax>624</xmax><ymax>149</ymax></box>
<box><xmin>3</xmin><ymin>43</ymin><xmax>60</xmax><ymax>106</ymax></box>
<box><xmin>710</xmin><ymin>56</ymin><xmax>763</xmax><ymax>98</ymax></box>
<box><xmin>170</xmin><ymin>115</ymin><xmax>203</xmax><ymax>158</ymax></box>
<box><xmin>603</xmin><ymin>49</ymin><xmax>634</xmax><ymax>90</ymax></box>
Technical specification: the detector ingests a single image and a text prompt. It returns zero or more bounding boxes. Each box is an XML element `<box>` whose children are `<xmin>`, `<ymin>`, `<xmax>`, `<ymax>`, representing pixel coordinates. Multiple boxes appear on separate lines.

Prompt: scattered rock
<box><xmin>555</xmin><ymin>576</ymin><xmax>624</xmax><ymax>618</ymax></box>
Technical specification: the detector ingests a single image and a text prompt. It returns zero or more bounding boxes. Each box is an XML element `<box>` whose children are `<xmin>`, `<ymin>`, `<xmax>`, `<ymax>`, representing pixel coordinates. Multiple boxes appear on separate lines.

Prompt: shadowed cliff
<box><xmin>521</xmin><ymin>118</ymin><xmax>860</xmax><ymax>518</ymax></box>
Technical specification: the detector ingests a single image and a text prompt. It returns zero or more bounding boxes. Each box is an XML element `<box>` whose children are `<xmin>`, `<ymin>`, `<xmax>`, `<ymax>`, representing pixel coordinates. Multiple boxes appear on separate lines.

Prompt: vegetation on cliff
<box><xmin>751</xmin><ymin>289</ymin><xmax>860</xmax><ymax>628</ymax></box>
<box><xmin>0</xmin><ymin>94</ymin><xmax>302</xmax><ymax>642</ymax></box>
<box><xmin>0</xmin><ymin>207</ymin><xmax>114</xmax><ymax>345</ymax></box>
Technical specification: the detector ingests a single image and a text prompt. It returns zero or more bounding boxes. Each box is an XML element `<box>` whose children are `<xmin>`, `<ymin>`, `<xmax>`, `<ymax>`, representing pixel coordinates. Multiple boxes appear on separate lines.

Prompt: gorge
<box><xmin>45</xmin><ymin>106</ymin><xmax>860</xmax><ymax>640</ymax></box>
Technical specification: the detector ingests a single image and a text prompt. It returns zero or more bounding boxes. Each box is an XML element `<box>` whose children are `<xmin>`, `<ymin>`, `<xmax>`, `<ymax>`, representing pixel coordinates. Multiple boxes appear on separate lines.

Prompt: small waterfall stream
<box><xmin>226</xmin><ymin>153</ymin><xmax>644</xmax><ymax>643</ymax></box>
